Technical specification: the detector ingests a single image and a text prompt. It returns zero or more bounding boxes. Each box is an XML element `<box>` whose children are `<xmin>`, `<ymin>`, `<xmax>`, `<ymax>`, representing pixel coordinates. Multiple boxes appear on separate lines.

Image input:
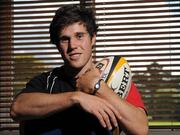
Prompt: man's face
<box><xmin>58</xmin><ymin>22</ymin><xmax>96</xmax><ymax>69</ymax></box>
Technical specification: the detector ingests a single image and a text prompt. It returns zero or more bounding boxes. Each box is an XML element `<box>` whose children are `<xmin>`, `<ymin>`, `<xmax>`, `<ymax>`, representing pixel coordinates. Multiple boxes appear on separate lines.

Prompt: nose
<box><xmin>69</xmin><ymin>37</ymin><xmax>78</xmax><ymax>49</ymax></box>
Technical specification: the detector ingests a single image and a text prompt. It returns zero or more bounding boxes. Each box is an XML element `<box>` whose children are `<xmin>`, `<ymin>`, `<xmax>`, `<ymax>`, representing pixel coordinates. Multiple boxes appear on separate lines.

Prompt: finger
<box><xmin>99</xmin><ymin>109</ymin><xmax>112</xmax><ymax>130</ymax></box>
<box><xmin>85</xmin><ymin>68</ymin><xmax>91</xmax><ymax>73</ymax></box>
<box><xmin>75</xmin><ymin>79</ymin><xmax>80</xmax><ymax>89</ymax></box>
<box><xmin>100</xmin><ymin>99</ymin><xmax>122</xmax><ymax>128</ymax></box>
<box><xmin>102</xmin><ymin>99</ymin><xmax>122</xmax><ymax>121</ymax></box>
<box><xmin>94</xmin><ymin>111</ymin><xmax>107</xmax><ymax>128</ymax></box>
<box><xmin>109</xmin><ymin>106</ymin><xmax>122</xmax><ymax>121</ymax></box>
<box><xmin>104</xmin><ymin>106</ymin><xmax>118</xmax><ymax>128</ymax></box>
<box><xmin>94</xmin><ymin>67</ymin><xmax>101</xmax><ymax>73</ymax></box>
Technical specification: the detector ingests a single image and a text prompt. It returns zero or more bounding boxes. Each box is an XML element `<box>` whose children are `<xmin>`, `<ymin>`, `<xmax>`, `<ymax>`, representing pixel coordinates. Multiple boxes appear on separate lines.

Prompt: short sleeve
<box><xmin>20</xmin><ymin>72</ymin><xmax>49</xmax><ymax>93</ymax></box>
<box><xmin>126</xmin><ymin>82</ymin><xmax>146</xmax><ymax>111</ymax></box>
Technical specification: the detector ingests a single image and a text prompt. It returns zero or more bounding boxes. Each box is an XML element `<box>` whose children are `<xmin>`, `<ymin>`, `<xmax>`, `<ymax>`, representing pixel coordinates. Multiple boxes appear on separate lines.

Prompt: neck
<box><xmin>64</xmin><ymin>57</ymin><xmax>94</xmax><ymax>79</ymax></box>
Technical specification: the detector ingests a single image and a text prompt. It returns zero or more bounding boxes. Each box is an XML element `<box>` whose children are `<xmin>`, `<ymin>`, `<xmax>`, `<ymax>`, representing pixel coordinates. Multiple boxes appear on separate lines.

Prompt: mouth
<box><xmin>69</xmin><ymin>53</ymin><xmax>81</xmax><ymax>60</ymax></box>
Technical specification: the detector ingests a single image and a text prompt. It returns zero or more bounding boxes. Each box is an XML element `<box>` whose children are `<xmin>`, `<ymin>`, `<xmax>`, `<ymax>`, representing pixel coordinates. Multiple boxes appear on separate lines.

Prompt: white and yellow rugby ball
<box><xmin>95</xmin><ymin>56</ymin><xmax>132</xmax><ymax>98</ymax></box>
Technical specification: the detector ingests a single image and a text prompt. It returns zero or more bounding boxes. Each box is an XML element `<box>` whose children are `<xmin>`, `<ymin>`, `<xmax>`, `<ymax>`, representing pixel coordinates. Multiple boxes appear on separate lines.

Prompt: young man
<box><xmin>10</xmin><ymin>5</ymin><xmax>148</xmax><ymax>135</ymax></box>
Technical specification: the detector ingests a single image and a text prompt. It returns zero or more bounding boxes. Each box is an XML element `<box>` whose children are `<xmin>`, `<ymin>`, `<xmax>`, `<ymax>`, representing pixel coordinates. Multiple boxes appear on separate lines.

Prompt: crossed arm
<box><xmin>76</xmin><ymin>67</ymin><xmax>148</xmax><ymax>135</ymax></box>
<box><xmin>10</xmin><ymin>68</ymin><xmax>148</xmax><ymax>135</ymax></box>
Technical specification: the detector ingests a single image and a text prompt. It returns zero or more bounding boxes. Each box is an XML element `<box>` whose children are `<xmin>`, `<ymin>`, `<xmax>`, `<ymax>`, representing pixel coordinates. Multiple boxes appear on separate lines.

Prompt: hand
<box><xmin>76</xmin><ymin>68</ymin><xmax>101</xmax><ymax>94</ymax></box>
<box><xmin>75</xmin><ymin>92</ymin><xmax>120</xmax><ymax>130</ymax></box>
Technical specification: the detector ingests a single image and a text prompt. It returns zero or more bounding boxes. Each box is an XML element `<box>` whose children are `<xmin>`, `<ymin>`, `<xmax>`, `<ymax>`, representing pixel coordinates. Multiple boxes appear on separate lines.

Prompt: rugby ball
<box><xmin>95</xmin><ymin>56</ymin><xmax>132</xmax><ymax>98</ymax></box>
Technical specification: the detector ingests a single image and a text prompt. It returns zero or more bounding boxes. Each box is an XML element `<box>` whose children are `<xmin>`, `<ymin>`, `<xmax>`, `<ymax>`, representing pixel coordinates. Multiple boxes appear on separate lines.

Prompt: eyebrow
<box><xmin>59</xmin><ymin>36</ymin><xmax>70</xmax><ymax>40</ymax></box>
<box><xmin>76</xmin><ymin>32</ymin><xmax>86</xmax><ymax>35</ymax></box>
<box><xmin>59</xmin><ymin>32</ymin><xmax>87</xmax><ymax>39</ymax></box>
<box><xmin>59</xmin><ymin>33</ymin><xmax>69</xmax><ymax>39</ymax></box>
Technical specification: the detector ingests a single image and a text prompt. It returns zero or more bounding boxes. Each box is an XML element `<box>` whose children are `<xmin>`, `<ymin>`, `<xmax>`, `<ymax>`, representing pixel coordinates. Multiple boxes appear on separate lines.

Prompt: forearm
<box><xmin>10</xmin><ymin>92</ymin><xmax>78</xmax><ymax>121</ymax></box>
<box><xmin>96</xmin><ymin>82</ymin><xmax>148</xmax><ymax>135</ymax></box>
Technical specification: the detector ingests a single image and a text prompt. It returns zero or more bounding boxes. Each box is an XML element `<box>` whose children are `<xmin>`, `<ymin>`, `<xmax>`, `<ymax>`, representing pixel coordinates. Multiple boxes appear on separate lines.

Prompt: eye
<box><xmin>59</xmin><ymin>36</ymin><xmax>69</xmax><ymax>44</ymax></box>
<box><xmin>76</xmin><ymin>33</ymin><xmax>84</xmax><ymax>40</ymax></box>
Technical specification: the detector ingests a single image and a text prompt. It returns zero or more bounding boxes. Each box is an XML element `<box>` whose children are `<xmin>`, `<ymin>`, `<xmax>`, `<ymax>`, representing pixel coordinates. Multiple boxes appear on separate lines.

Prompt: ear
<box><xmin>91</xmin><ymin>34</ymin><xmax>96</xmax><ymax>47</ymax></box>
<box><xmin>56</xmin><ymin>44</ymin><xmax>62</xmax><ymax>53</ymax></box>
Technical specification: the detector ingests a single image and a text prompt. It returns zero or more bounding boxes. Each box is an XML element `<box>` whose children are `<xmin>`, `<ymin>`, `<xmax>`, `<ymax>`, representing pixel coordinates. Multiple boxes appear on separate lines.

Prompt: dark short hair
<box><xmin>49</xmin><ymin>5</ymin><xmax>98</xmax><ymax>46</ymax></box>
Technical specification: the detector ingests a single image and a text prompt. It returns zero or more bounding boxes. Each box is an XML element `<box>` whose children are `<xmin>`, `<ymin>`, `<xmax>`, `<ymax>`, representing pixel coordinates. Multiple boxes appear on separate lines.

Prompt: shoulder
<box><xmin>21</xmin><ymin>67</ymin><xmax>63</xmax><ymax>93</ymax></box>
<box><xmin>33</xmin><ymin>66</ymin><xmax>63</xmax><ymax>81</ymax></box>
<box><xmin>126</xmin><ymin>82</ymin><xmax>146</xmax><ymax>110</ymax></box>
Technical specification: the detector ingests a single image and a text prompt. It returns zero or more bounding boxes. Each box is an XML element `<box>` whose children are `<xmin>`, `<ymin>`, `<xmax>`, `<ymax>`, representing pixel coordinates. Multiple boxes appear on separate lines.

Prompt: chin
<box><xmin>66</xmin><ymin>61</ymin><xmax>84</xmax><ymax>69</ymax></box>
<box><xmin>72</xmin><ymin>63</ymin><xmax>84</xmax><ymax>69</ymax></box>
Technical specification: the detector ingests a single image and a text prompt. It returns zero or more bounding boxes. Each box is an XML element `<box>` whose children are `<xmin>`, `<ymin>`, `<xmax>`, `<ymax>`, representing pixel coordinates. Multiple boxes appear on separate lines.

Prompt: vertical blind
<box><xmin>0</xmin><ymin>0</ymin><xmax>14</xmax><ymax>130</ymax></box>
<box><xmin>0</xmin><ymin>0</ymin><xmax>82</xmax><ymax>130</ymax></box>
<box><xmin>94</xmin><ymin>0</ymin><xmax>180</xmax><ymax>127</ymax></box>
<box><xmin>0</xmin><ymin>0</ymin><xmax>180</xmax><ymax>131</ymax></box>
